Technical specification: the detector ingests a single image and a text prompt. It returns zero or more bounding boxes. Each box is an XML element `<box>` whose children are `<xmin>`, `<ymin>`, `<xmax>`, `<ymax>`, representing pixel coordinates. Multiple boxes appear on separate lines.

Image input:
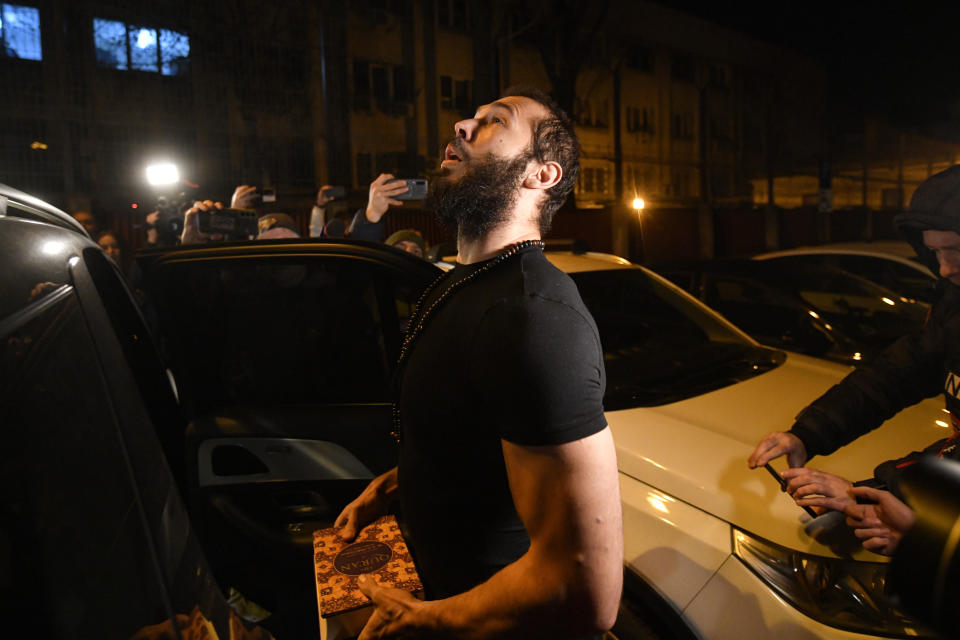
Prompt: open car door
<box><xmin>136</xmin><ymin>239</ymin><xmax>440</xmax><ymax>635</ymax></box>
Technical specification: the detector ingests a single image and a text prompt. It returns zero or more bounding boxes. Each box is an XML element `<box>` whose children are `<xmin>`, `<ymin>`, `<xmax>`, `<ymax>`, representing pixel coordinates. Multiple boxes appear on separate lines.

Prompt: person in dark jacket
<box><xmin>748</xmin><ymin>165</ymin><xmax>960</xmax><ymax>530</ymax></box>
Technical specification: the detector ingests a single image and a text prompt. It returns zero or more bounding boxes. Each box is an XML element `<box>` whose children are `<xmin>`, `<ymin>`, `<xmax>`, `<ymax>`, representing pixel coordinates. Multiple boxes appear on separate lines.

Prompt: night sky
<box><xmin>669</xmin><ymin>0</ymin><xmax>960</xmax><ymax>134</ymax></box>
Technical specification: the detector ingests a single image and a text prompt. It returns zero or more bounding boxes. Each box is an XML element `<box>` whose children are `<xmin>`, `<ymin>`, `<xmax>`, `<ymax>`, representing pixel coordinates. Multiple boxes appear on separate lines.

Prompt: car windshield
<box><xmin>763</xmin><ymin>267</ymin><xmax>929</xmax><ymax>351</ymax></box>
<box><xmin>571</xmin><ymin>268</ymin><xmax>785</xmax><ymax>410</ymax></box>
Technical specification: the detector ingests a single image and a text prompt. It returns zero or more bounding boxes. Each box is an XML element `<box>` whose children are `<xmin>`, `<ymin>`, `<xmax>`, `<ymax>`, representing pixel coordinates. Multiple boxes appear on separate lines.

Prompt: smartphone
<box><xmin>322</xmin><ymin>186</ymin><xmax>346</xmax><ymax>200</ymax></box>
<box><xmin>387</xmin><ymin>178</ymin><xmax>428</xmax><ymax>200</ymax></box>
<box><xmin>197</xmin><ymin>208</ymin><xmax>259</xmax><ymax>239</ymax></box>
<box><xmin>261</xmin><ymin>187</ymin><xmax>277</xmax><ymax>203</ymax></box>
<box><xmin>764</xmin><ymin>463</ymin><xmax>818</xmax><ymax>518</ymax></box>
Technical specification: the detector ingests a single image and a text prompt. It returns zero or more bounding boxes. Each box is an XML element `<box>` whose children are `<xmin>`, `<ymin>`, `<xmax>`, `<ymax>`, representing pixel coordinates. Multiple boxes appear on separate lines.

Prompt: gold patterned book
<box><xmin>313</xmin><ymin>515</ymin><xmax>423</xmax><ymax>639</ymax></box>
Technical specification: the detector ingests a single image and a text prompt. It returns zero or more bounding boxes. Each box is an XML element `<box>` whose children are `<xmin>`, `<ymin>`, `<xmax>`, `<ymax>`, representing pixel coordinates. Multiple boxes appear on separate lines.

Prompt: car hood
<box><xmin>610</xmin><ymin>350</ymin><xmax>947</xmax><ymax>558</ymax></box>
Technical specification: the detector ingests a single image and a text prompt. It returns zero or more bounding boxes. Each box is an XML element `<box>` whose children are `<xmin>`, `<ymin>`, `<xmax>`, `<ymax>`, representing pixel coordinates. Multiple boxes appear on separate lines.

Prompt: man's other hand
<box><xmin>317</xmin><ymin>185</ymin><xmax>335</xmax><ymax>207</ymax></box>
<box><xmin>843</xmin><ymin>486</ymin><xmax>916</xmax><ymax>556</ymax></box>
<box><xmin>748</xmin><ymin>431</ymin><xmax>808</xmax><ymax>469</ymax></box>
<box><xmin>357</xmin><ymin>575</ymin><xmax>427</xmax><ymax>640</ymax></box>
<box><xmin>231</xmin><ymin>185</ymin><xmax>258</xmax><ymax>209</ymax></box>
<box><xmin>365</xmin><ymin>174</ymin><xmax>409</xmax><ymax>223</ymax></box>
<box><xmin>333</xmin><ymin>468</ymin><xmax>398</xmax><ymax>542</ymax></box>
<box><xmin>781</xmin><ymin>467</ymin><xmax>853</xmax><ymax>513</ymax></box>
<box><xmin>181</xmin><ymin>200</ymin><xmax>224</xmax><ymax>245</ymax></box>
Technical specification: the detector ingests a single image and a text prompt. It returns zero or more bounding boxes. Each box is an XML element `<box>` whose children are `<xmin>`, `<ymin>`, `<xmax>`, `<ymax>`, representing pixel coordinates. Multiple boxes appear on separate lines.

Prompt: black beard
<box><xmin>425</xmin><ymin>151</ymin><xmax>532</xmax><ymax>242</ymax></box>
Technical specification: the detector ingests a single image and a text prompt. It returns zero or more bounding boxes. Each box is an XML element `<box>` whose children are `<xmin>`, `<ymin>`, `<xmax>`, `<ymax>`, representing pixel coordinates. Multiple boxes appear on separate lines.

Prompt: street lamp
<box><xmin>632</xmin><ymin>194</ymin><xmax>646</xmax><ymax>262</ymax></box>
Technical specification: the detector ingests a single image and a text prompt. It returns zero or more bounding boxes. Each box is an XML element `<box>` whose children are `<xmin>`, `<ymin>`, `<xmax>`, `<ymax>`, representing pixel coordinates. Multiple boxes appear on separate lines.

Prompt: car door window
<box><xmin>149</xmin><ymin>257</ymin><xmax>405</xmax><ymax>415</ymax></box>
<box><xmin>0</xmin><ymin>288</ymin><xmax>175</xmax><ymax>637</ymax></box>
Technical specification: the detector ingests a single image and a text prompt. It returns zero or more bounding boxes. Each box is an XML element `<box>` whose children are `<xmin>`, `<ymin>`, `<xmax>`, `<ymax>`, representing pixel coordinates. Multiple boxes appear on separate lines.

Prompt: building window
<box><xmin>671</xmin><ymin>111</ymin><xmax>693</xmax><ymax>140</ymax></box>
<box><xmin>626</xmin><ymin>164</ymin><xmax>656</xmax><ymax>194</ymax></box>
<box><xmin>574</xmin><ymin>97</ymin><xmax>609</xmax><ymax>128</ymax></box>
<box><xmin>671</xmin><ymin>54</ymin><xmax>695</xmax><ymax>83</ymax></box>
<box><xmin>669</xmin><ymin>168</ymin><xmax>694</xmax><ymax>198</ymax></box>
<box><xmin>440</xmin><ymin>75</ymin><xmax>472</xmax><ymax>111</ymax></box>
<box><xmin>577</xmin><ymin>167</ymin><xmax>609</xmax><ymax>196</ymax></box>
<box><xmin>1</xmin><ymin>4</ymin><xmax>41</xmax><ymax>61</ymax></box>
<box><xmin>437</xmin><ymin>0</ymin><xmax>469</xmax><ymax>29</ymax></box>
<box><xmin>354</xmin><ymin>59</ymin><xmax>413</xmax><ymax>114</ymax></box>
<box><xmin>626</xmin><ymin>106</ymin><xmax>654</xmax><ymax>134</ymax></box>
<box><xmin>708</xmin><ymin>64</ymin><xmax>728</xmax><ymax>89</ymax></box>
<box><xmin>625</xmin><ymin>45</ymin><xmax>653</xmax><ymax>73</ymax></box>
<box><xmin>92</xmin><ymin>18</ymin><xmax>189</xmax><ymax>76</ymax></box>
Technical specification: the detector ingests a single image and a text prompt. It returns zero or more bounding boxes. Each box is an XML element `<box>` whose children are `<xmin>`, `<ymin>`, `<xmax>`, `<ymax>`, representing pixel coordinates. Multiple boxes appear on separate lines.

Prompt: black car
<box><xmin>655</xmin><ymin>259</ymin><xmax>930</xmax><ymax>363</ymax></box>
<box><xmin>0</xmin><ymin>183</ymin><xmax>440</xmax><ymax>638</ymax></box>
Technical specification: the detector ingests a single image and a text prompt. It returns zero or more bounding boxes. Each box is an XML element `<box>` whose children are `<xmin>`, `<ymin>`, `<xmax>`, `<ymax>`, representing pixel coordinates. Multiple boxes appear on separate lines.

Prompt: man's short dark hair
<box><xmin>504</xmin><ymin>86</ymin><xmax>580</xmax><ymax>234</ymax></box>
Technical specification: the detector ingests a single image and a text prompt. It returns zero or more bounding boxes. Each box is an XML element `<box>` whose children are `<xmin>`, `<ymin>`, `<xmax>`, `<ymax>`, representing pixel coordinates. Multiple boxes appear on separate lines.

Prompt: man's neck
<box><xmin>457</xmin><ymin>223</ymin><xmax>541</xmax><ymax>264</ymax></box>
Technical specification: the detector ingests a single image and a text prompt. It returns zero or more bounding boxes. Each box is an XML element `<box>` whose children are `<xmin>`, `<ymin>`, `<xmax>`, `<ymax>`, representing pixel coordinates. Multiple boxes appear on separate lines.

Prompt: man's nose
<box><xmin>939</xmin><ymin>254</ymin><xmax>960</xmax><ymax>278</ymax></box>
<box><xmin>455</xmin><ymin>118</ymin><xmax>477</xmax><ymax>141</ymax></box>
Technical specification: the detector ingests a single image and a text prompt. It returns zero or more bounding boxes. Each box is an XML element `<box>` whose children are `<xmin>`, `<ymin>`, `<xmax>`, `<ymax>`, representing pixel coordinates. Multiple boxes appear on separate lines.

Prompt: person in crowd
<box><xmin>310</xmin><ymin>185</ymin><xmax>341</xmax><ymax>237</ymax></box>
<box><xmin>748</xmin><ymin>165</ymin><xmax>960</xmax><ymax>551</ymax></box>
<box><xmin>96</xmin><ymin>229</ymin><xmax>123</xmax><ymax>265</ymax></box>
<box><xmin>256</xmin><ymin>213</ymin><xmax>300</xmax><ymax>239</ymax></box>
<box><xmin>348</xmin><ymin>174</ymin><xmax>410</xmax><ymax>243</ymax></box>
<box><xmin>72</xmin><ymin>209</ymin><xmax>98</xmax><ymax>236</ymax></box>
<box><xmin>384</xmin><ymin>229</ymin><xmax>426</xmax><ymax>258</ymax></box>
<box><xmin>334</xmin><ymin>87</ymin><xmax>622</xmax><ymax>639</ymax></box>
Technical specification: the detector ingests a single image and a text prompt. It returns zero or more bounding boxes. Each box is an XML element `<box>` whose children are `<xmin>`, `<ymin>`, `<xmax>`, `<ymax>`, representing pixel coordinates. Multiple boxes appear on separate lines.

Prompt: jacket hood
<box><xmin>894</xmin><ymin>164</ymin><xmax>960</xmax><ymax>273</ymax></box>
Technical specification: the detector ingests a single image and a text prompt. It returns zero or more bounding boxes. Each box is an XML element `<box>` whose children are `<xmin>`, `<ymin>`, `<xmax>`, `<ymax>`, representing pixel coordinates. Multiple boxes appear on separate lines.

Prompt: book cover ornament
<box><xmin>313</xmin><ymin>515</ymin><xmax>422</xmax><ymax>618</ymax></box>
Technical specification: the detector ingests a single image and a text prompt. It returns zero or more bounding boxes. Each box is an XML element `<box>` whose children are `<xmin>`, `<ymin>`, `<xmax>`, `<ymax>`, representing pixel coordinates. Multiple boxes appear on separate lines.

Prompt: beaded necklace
<box><xmin>390</xmin><ymin>238</ymin><xmax>545</xmax><ymax>442</ymax></box>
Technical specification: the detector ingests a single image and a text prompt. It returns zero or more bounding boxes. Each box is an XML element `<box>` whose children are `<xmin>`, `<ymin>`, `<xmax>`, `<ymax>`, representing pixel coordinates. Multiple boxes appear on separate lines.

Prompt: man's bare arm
<box><xmin>358</xmin><ymin>427</ymin><xmax>623</xmax><ymax>639</ymax></box>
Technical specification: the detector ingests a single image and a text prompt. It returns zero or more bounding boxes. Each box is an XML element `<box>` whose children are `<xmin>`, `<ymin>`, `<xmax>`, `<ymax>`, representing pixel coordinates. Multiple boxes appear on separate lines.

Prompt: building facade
<box><xmin>2</xmin><ymin>0</ymin><xmax>829</xmax><ymax>253</ymax></box>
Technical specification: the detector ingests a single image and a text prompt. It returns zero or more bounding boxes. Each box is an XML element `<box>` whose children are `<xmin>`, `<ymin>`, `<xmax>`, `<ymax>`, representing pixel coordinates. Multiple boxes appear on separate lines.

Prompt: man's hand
<box><xmin>317</xmin><ymin>185</ymin><xmax>336</xmax><ymax>207</ymax></box>
<box><xmin>333</xmin><ymin>468</ymin><xmax>398</xmax><ymax>542</ymax></box>
<box><xmin>365</xmin><ymin>174</ymin><xmax>409</xmax><ymax>224</ymax></box>
<box><xmin>357</xmin><ymin>575</ymin><xmax>429</xmax><ymax>640</ymax></box>
<box><xmin>843</xmin><ymin>486</ymin><xmax>916</xmax><ymax>556</ymax></box>
<box><xmin>231</xmin><ymin>185</ymin><xmax>259</xmax><ymax>209</ymax></box>
<box><xmin>181</xmin><ymin>200</ymin><xmax>224</xmax><ymax>245</ymax></box>
<box><xmin>781</xmin><ymin>467</ymin><xmax>853</xmax><ymax>513</ymax></box>
<box><xmin>748</xmin><ymin>431</ymin><xmax>808</xmax><ymax>469</ymax></box>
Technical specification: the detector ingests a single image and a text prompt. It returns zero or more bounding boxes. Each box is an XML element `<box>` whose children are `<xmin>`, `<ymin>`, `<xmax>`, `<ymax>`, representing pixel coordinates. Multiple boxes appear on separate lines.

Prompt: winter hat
<box><xmin>257</xmin><ymin>213</ymin><xmax>300</xmax><ymax>238</ymax></box>
<box><xmin>894</xmin><ymin>165</ymin><xmax>960</xmax><ymax>273</ymax></box>
<box><xmin>385</xmin><ymin>229</ymin><xmax>426</xmax><ymax>255</ymax></box>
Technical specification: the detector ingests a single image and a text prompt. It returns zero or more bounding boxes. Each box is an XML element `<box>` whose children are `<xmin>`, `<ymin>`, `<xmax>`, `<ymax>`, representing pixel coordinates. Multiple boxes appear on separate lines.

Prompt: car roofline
<box><xmin>0</xmin><ymin>183</ymin><xmax>86</xmax><ymax>236</ymax></box>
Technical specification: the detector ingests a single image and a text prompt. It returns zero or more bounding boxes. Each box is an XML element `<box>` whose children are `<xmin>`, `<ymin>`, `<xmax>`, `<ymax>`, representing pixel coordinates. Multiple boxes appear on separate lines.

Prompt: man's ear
<box><xmin>522</xmin><ymin>161</ymin><xmax>562</xmax><ymax>191</ymax></box>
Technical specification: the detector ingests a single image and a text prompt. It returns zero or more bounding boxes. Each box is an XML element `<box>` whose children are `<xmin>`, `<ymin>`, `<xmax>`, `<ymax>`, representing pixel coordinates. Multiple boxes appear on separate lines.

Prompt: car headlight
<box><xmin>732</xmin><ymin>528</ymin><xmax>932</xmax><ymax>637</ymax></box>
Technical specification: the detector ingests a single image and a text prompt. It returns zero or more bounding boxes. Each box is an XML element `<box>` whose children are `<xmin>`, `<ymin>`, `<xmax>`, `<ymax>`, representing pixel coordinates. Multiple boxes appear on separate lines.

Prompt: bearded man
<box><xmin>334</xmin><ymin>87</ymin><xmax>623</xmax><ymax>639</ymax></box>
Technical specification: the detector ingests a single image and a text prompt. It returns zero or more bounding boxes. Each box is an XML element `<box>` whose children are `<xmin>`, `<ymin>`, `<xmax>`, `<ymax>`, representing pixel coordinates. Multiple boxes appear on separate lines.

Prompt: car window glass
<box><xmin>149</xmin><ymin>257</ymin><xmax>398</xmax><ymax>415</ymax></box>
<box><xmin>0</xmin><ymin>289</ymin><xmax>173</xmax><ymax>636</ymax></box>
<box><xmin>705</xmin><ymin>276</ymin><xmax>813</xmax><ymax>344</ymax></box>
<box><xmin>572</xmin><ymin>268</ymin><xmax>780</xmax><ymax>409</ymax></box>
<box><xmin>834</xmin><ymin>255</ymin><xmax>938</xmax><ymax>303</ymax></box>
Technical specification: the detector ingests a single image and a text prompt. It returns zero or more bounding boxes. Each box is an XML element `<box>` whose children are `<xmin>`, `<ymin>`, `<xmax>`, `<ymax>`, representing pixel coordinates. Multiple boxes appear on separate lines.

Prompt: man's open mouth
<box><xmin>442</xmin><ymin>143</ymin><xmax>465</xmax><ymax>167</ymax></box>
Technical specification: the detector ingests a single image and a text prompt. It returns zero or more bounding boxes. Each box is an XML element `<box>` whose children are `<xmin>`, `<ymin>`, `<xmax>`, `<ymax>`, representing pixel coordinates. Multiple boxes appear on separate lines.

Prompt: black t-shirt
<box><xmin>397</xmin><ymin>246</ymin><xmax>608</xmax><ymax>598</ymax></box>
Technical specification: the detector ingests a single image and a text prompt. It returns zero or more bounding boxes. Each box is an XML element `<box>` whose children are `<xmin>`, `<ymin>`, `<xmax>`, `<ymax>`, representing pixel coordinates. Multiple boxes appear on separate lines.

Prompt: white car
<box><xmin>546</xmin><ymin>250</ymin><xmax>944</xmax><ymax>639</ymax></box>
<box><xmin>754</xmin><ymin>242</ymin><xmax>937</xmax><ymax>304</ymax></box>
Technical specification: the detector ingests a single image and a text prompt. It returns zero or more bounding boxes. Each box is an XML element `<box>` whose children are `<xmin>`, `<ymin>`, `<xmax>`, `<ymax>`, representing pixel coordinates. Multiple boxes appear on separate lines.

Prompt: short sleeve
<box><xmin>468</xmin><ymin>294</ymin><xmax>607</xmax><ymax>445</ymax></box>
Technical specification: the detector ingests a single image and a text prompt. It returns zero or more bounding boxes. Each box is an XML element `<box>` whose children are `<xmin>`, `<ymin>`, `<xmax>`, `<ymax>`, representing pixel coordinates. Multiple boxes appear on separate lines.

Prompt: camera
<box><xmin>197</xmin><ymin>208</ymin><xmax>259</xmax><ymax>240</ymax></box>
<box><xmin>152</xmin><ymin>193</ymin><xmax>188</xmax><ymax>246</ymax></box>
<box><xmin>386</xmin><ymin>178</ymin><xmax>428</xmax><ymax>200</ymax></box>
<box><xmin>889</xmin><ymin>457</ymin><xmax>960</xmax><ymax>636</ymax></box>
